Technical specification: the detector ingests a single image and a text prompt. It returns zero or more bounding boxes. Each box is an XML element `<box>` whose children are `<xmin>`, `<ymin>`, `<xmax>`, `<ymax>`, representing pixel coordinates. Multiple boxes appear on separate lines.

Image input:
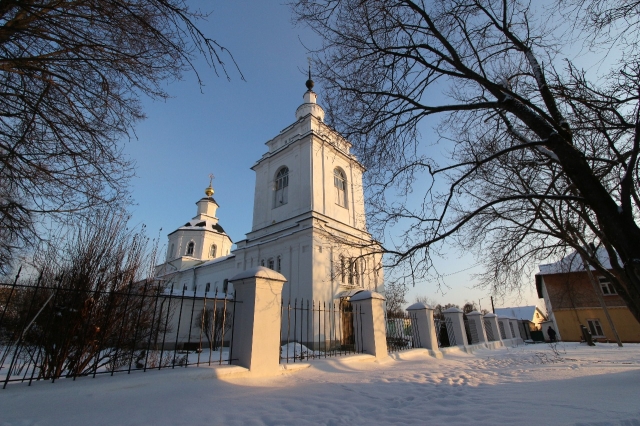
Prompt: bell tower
<box><xmin>248</xmin><ymin>74</ymin><xmax>367</xmax><ymax>236</ymax></box>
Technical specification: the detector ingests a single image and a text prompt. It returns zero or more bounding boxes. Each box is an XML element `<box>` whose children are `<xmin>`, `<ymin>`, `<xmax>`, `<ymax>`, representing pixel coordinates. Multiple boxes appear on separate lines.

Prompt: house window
<box><xmin>274</xmin><ymin>167</ymin><xmax>289</xmax><ymax>207</ymax></box>
<box><xmin>268</xmin><ymin>258</ymin><xmax>274</xmax><ymax>270</ymax></box>
<box><xmin>599</xmin><ymin>277</ymin><xmax>617</xmax><ymax>295</ymax></box>
<box><xmin>210</xmin><ymin>244</ymin><xmax>217</xmax><ymax>258</ymax></box>
<box><xmin>277</xmin><ymin>256</ymin><xmax>282</xmax><ymax>272</ymax></box>
<box><xmin>334</xmin><ymin>168</ymin><xmax>347</xmax><ymax>207</ymax></box>
<box><xmin>223</xmin><ymin>279</ymin><xmax>229</xmax><ymax>293</ymax></box>
<box><xmin>587</xmin><ymin>319</ymin><xmax>605</xmax><ymax>337</ymax></box>
<box><xmin>186</xmin><ymin>242</ymin><xmax>195</xmax><ymax>256</ymax></box>
<box><xmin>205</xmin><ymin>283</ymin><xmax>211</xmax><ymax>293</ymax></box>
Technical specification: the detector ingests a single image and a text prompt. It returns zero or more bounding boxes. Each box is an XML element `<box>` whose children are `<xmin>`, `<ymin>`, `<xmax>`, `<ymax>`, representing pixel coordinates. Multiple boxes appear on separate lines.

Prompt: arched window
<box><xmin>274</xmin><ymin>167</ymin><xmax>289</xmax><ymax>207</ymax></box>
<box><xmin>340</xmin><ymin>256</ymin><xmax>346</xmax><ymax>283</ymax></box>
<box><xmin>205</xmin><ymin>283</ymin><xmax>211</xmax><ymax>293</ymax></box>
<box><xmin>223</xmin><ymin>279</ymin><xmax>229</xmax><ymax>293</ymax></box>
<box><xmin>261</xmin><ymin>259</ymin><xmax>265</xmax><ymax>267</ymax></box>
<box><xmin>169</xmin><ymin>243</ymin><xmax>175</xmax><ymax>259</ymax></box>
<box><xmin>334</xmin><ymin>168</ymin><xmax>347</xmax><ymax>208</ymax></box>
<box><xmin>210</xmin><ymin>244</ymin><xmax>217</xmax><ymax>258</ymax></box>
<box><xmin>268</xmin><ymin>258</ymin><xmax>274</xmax><ymax>270</ymax></box>
<box><xmin>277</xmin><ymin>256</ymin><xmax>282</xmax><ymax>272</ymax></box>
<box><xmin>186</xmin><ymin>241</ymin><xmax>195</xmax><ymax>256</ymax></box>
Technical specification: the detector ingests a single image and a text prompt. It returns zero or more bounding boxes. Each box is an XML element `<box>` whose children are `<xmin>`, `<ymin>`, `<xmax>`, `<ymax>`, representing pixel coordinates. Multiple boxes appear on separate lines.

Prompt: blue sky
<box><xmin>124</xmin><ymin>1</ymin><xmax>541</xmax><ymax>310</ymax></box>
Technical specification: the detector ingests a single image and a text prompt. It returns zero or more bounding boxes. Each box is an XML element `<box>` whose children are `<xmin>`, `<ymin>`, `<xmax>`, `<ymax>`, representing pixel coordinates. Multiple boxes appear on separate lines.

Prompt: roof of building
<box><xmin>537</xmin><ymin>247</ymin><xmax>613</xmax><ymax>275</ymax></box>
<box><xmin>169</xmin><ymin>218</ymin><xmax>227</xmax><ymax>236</ymax></box>
<box><xmin>494</xmin><ymin>306</ymin><xmax>540</xmax><ymax>321</ymax></box>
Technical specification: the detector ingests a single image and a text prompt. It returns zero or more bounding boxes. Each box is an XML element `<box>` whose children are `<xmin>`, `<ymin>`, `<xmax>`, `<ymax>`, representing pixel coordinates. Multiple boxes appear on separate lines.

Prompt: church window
<box><xmin>334</xmin><ymin>168</ymin><xmax>347</xmax><ymax>208</ymax></box>
<box><xmin>223</xmin><ymin>279</ymin><xmax>229</xmax><ymax>293</ymax></box>
<box><xmin>182</xmin><ymin>283</ymin><xmax>188</xmax><ymax>291</ymax></box>
<box><xmin>268</xmin><ymin>258</ymin><xmax>274</xmax><ymax>270</ymax></box>
<box><xmin>205</xmin><ymin>283</ymin><xmax>211</xmax><ymax>293</ymax></box>
<box><xmin>192</xmin><ymin>282</ymin><xmax>197</xmax><ymax>292</ymax></box>
<box><xmin>170</xmin><ymin>243</ymin><xmax>175</xmax><ymax>259</ymax></box>
<box><xmin>347</xmin><ymin>259</ymin><xmax>354</xmax><ymax>285</ymax></box>
<box><xmin>274</xmin><ymin>167</ymin><xmax>289</xmax><ymax>207</ymax></box>
<box><xmin>186</xmin><ymin>241</ymin><xmax>195</xmax><ymax>256</ymax></box>
<box><xmin>210</xmin><ymin>244</ymin><xmax>217</xmax><ymax>258</ymax></box>
<box><xmin>261</xmin><ymin>259</ymin><xmax>265</xmax><ymax>267</ymax></box>
<box><xmin>277</xmin><ymin>256</ymin><xmax>282</xmax><ymax>272</ymax></box>
<box><xmin>340</xmin><ymin>256</ymin><xmax>346</xmax><ymax>283</ymax></box>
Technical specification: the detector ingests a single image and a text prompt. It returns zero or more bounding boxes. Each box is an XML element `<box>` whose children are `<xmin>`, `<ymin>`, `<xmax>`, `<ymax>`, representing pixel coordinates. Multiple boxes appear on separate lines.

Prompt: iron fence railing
<box><xmin>280</xmin><ymin>299</ymin><xmax>364</xmax><ymax>363</ymax></box>
<box><xmin>0</xmin><ymin>281</ymin><xmax>237</xmax><ymax>388</ymax></box>
<box><xmin>386</xmin><ymin>311</ymin><xmax>420</xmax><ymax>352</ymax></box>
<box><xmin>434</xmin><ymin>317</ymin><xmax>456</xmax><ymax>347</ymax></box>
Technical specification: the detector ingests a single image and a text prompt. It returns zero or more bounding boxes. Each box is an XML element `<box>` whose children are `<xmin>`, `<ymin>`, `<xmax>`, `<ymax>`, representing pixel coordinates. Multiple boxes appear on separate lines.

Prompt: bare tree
<box><xmin>384</xmin><ymin>281</ymin><xmax>407</xmax><ymax>315</ymax></box>
<box><xmin>1</xmin><ymin>211</ymin><xmax>162</xmax><ymax>379</ymax></box>
<box><xmin>292</xmin><ymin>0</ymin><xmax>640</xmax><ymax>323</ymax></box>
<box><xmin>0</xmin><ymin>1</ymin><xmax>241</xmax><ymax>274</ymax></box>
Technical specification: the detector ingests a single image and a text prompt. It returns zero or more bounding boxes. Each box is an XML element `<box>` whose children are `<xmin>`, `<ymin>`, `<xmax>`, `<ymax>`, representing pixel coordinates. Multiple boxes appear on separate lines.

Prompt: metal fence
<box><xmin>386</xmin><ymin>311</ymin><xmax>421</xmax><ymax>352</ymax></box>
<box><xmin>280</xmin><ymin>299</ymin><xmax>364</xmax><ymax>363</ymax></box>
<box><xmin>0</xmin><ymin>280</ymin><xmax>237</xmax><ymax>388</ymax></box>
<box><xmin>434</xmin><ymin>317</ymin><xmax>457</xmax><ymax>347</ymax></box>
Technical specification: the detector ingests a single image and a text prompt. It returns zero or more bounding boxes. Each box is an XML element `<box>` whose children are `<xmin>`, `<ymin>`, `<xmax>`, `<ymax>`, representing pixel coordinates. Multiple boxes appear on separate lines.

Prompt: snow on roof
<box><xmin>537</xmin><ymin>247</ymin><xmax>613</xmax><ymax>275</ymax></box>
<box><xmin>230</xmin><ymin>266</ymin><xmax>287</xmax><ymax>282</ymax></box>
<box><xmin>167</xmin><ymin>218</ymin><xmax>228</xmax><ymax>237</ymax></box>
<box><xmin>494</xmin><ymin>306</ymin><xmax>538</xmax><ymax>321</ymax></box>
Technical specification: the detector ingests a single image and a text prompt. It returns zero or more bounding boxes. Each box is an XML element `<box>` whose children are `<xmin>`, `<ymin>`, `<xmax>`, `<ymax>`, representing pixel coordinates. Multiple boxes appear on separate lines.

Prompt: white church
<box><xmin>154</xmin><ymin>76</ymin><xmax>384</xmax><ymax>304</ymax></box>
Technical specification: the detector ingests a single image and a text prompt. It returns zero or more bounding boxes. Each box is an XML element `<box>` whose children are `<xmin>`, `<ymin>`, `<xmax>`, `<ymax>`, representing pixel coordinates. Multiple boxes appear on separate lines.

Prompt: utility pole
<box><xmin>490</xmin><ymin>296</ymin><xmax>495</xmax><ymax>314</ymax></box>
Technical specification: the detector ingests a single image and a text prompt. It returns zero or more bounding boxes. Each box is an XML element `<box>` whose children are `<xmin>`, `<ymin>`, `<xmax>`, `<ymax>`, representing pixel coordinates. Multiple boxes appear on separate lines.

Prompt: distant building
<box><xmin>535</xmin><ymin>251</ymin><xmax>640</xmax><ymax>343</ymax></box>
<box><xmin>494</xmin><ymin>306</ymin><xmax>546</xmax><ymax>327</ymax></box>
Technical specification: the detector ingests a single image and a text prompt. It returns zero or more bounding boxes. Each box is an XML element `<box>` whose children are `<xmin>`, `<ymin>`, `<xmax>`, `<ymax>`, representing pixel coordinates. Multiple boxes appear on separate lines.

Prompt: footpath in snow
<box><xmin>1</xmin><ymin>342</ymin><xmax>639</xmax><ymax>426</ymax></box>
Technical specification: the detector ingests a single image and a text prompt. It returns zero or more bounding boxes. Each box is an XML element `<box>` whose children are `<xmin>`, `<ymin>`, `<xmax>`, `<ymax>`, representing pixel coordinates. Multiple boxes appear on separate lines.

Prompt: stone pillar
<box><xmin>466</xmin><ymin>311</ymin><xmax>488</xmax><ymax>345</ymax></box>
<box><xmin>406</xmin><ymin>302</ymin><xmax>442</xmax><ymax>358</ymax></box>
<box><xmin>442</xmin><ymin>307</ymin><xmax>468</xmax><ymax>347</ymax></box>
<box><xmin>509</xmin><ymin>318</ymin><xmax>522</xmax><ymax>341</ymax></box>
<box><xmin>350</xmin><ymin>290</ymin><xmax>387</xmax><ymax>359</ymax></box>
<box><xmin>498</xmin><ymin>316</ymin><xmax>513</xmax><ymax>340</ymax></box>
<box><xmin>482</xmin><ymin>313</ymin><xmax>502</xmax><ymax>342</ymax></box>
<box><xmin>229</xmin><ymin>266</ymin><xmax>286</xmax><ymax>375</ymax></box>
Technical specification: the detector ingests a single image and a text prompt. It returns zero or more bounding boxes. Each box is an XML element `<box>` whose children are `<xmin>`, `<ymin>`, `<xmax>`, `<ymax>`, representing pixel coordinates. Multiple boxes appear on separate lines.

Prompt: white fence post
<box><xmin>350</xmin><ymin>291</ymin><xmax>388</xmax><ymax>359</ymax></box>
<box><xmin>483</xmin><ymin>313</ymin><xmax>503</xmax><ymax>344</ymax></box>
<box><xmin>509</xmin><ymin>318</ymin><xmax>522</xmax><ymax>343</ymax></box>
<box><xmin>465</xmin><ymin>311</ymin><xmax>488</xmax><ymax>346</ymax></box>
<box><xmin>406</xmin><ymin>303</ymin><xmax>443</xmax><ymax>358</ymax></box>
<box><xmin>229</xmin><ymin>266</ymin><xmax>286</xmax><ymax>375</ymax></box>
<box><xmin>498</xmin><ymin>316</ymin><xmax>514</xmax><ymax>342</ymax></box>
<box><xmin>442</xmin><ymin>307</ymin><xmax>468</xmax><ymax>347</ymax></box>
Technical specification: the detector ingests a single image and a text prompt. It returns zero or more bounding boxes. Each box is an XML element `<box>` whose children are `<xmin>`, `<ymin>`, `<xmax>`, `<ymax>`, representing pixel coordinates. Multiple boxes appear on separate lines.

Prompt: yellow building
<box><xmin>535</xmin><ymin>252</ymin><xmax>640</xmax><ymax>343</ymax></box>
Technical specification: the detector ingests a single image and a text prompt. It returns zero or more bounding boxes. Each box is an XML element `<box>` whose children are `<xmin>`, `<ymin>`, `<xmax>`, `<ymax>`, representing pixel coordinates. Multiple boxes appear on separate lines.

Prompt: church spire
<box><xmin>296</xmin><ymin>62</ymin><xmax>324</xmax><ymax>121</ymax></box>
<box><xmin>305</xmin><ymin>63</ymin><xmax>314</xmax><ymax>91</ymax></box>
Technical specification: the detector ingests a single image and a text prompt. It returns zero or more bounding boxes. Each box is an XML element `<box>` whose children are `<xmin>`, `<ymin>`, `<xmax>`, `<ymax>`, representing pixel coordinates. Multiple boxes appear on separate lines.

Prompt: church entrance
<box><xmin>340</xmin><ymin>299</ymin><xmax>355</xmax><ymax>351</ymax></box>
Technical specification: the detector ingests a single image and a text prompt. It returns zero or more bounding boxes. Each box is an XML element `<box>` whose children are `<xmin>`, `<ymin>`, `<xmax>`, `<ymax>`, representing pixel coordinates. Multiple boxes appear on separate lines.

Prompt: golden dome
<box><xmin>205</xmin><ymin>173</ymin><xmax>215</xmax><ymax>197</ymax></box>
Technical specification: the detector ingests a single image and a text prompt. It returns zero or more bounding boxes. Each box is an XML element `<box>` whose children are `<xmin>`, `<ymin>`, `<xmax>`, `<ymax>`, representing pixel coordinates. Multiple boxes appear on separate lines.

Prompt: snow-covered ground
<box><xmin>1</xmin><ymin>342</ymin><xmax>639</xmax><ymax>425</ymax></box>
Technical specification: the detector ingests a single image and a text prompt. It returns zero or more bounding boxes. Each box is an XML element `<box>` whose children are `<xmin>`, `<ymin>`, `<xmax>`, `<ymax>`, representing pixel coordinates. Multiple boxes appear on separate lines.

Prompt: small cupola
<box><xmin>295</xmin><ymin>67</ymin><xmax>325</xmax><ymax>121</ymax></box>
<box><xmin>195</xmin><ymin>175</ymin><xmax>219</xmax><ymax>220</ymax></box>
